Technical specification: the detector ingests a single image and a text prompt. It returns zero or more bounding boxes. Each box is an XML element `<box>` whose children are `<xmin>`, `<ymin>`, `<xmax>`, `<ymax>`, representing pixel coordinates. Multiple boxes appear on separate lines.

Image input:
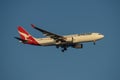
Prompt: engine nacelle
<box><xmin>72</xmin><ymin>44</ymin><xmax>83</xmax><ymax>49</ymax></box>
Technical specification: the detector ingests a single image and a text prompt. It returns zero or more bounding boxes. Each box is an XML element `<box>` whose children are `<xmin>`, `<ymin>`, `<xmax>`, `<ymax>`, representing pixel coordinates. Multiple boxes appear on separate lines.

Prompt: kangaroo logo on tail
<box><xmin>17</xmin><ymin>26</ymin><xmax>39</xmax><ymax>45</ymax></box>
<box><xmin>18</xmin><ymin>26</ymin><xmax>31</xmax><ymax>40</ymax></box>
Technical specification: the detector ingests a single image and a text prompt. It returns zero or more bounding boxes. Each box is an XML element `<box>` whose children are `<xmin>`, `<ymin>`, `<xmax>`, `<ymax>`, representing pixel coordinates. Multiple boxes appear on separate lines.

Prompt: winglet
<box><xmin>31</xmin><ymin>24</ymin><xmax>35</xmax><ymax>28</ymax></box>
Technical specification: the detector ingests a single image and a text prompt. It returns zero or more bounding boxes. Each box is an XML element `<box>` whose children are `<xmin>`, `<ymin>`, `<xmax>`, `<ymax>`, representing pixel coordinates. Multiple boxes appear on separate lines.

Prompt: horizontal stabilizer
<box><xmin>14</xmin><ymin>37</ymin><xmax>27</xmax><ymax>43</ymax></box>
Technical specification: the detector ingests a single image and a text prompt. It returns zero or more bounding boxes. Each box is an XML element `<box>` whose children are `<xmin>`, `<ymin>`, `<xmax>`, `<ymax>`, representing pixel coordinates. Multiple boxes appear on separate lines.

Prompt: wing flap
<box><xmin>31</xmin><ymin>24</ymin><xmax>66</xmax><ymax>42</ymax></box>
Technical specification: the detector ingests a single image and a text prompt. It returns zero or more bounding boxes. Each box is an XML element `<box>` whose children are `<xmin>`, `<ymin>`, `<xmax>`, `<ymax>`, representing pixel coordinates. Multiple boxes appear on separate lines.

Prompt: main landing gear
<box><xmin>56</xmin><ymin>45</ymin><xmax>68</xmax><ymax>52</ymax></box>
<box><xmin>61</xmin><ymin>47</ymin><xmax>67</xmax><ymax>52</ymax></box>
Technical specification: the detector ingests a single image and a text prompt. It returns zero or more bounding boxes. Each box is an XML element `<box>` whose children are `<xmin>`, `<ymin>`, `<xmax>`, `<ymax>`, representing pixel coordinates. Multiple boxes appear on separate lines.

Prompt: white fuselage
<box><xmin>35</xmin><ymin>33</ymin><xmax>104</xmax><ymax>46</ymax></box>
<box><xmin>16</xmin><ymin>26</ymin><xmax>104</xmax><ymax>52</ymax></box>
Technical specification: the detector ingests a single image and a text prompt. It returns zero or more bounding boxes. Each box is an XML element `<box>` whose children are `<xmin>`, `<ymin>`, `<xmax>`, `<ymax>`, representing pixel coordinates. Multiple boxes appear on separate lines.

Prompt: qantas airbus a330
<box><xmin>15</xmin><ymin>24</ymin><xmax>104</xmax><ymax>52</ymax></box>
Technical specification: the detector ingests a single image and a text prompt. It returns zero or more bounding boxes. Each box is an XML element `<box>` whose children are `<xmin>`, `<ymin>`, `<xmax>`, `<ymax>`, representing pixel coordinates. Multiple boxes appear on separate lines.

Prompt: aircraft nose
<box><xmin>101</xmin><ymin>35</ymin><xmax>104</xmax><ymax>38</ymax></box>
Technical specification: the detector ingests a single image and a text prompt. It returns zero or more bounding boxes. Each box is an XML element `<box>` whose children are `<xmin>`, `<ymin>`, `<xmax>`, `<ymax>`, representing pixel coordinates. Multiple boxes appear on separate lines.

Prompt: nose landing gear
<box><xmin>93</xmin><ymin>40</ymin><xmax>96</xmax><ymax>45</ymax></box>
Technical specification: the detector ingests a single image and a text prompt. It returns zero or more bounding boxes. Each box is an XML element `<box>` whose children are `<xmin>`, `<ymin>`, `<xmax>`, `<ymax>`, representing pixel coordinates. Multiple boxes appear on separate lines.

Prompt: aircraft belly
<box><xmin>36</xmin><ymin>38</ymin><xmax>55</xmax><ymax>46</ymax></box>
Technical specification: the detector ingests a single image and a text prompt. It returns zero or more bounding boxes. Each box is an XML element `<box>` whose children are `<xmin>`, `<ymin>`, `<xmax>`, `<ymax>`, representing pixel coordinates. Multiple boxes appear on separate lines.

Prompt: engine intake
<box><xmin>72</xmin><ymin>44</ymin><xmax>83</xmax><ymax>49</ymax></box>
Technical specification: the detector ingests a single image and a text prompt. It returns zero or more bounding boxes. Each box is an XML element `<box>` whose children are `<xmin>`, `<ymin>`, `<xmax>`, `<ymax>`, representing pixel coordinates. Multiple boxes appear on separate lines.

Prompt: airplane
<box><xmin>15</xmin><ymin>24</ymin><xmax>104</xmax><ymax>52</ymax></box>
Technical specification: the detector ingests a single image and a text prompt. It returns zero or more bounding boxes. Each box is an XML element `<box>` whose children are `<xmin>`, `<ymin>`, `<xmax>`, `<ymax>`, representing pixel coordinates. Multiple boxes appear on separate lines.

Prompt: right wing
<box><xmin>31</xmin><ymin>24</ymin><xmax>66</xmax><ymax>42</ymax></box>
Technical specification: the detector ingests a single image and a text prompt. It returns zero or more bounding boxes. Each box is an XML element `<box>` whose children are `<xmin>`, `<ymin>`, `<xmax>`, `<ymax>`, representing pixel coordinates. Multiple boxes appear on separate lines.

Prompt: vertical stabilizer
<box><xmin>17</xmin><ymin>26</ymin><xmax>39</xmax><ymax>45</ymax></box>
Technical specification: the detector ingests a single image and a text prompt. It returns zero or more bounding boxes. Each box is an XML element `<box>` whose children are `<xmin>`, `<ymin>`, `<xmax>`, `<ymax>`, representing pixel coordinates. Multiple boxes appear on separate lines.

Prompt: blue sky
<box><xmin>1</xmin><ymin>0</ymin><xmax>120</xmax><ymax>80</ymax></box>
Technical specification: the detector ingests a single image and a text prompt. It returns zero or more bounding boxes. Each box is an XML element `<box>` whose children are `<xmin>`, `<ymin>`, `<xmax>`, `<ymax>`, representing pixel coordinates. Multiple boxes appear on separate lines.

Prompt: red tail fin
<box><xmin>17</xmin><ymin>26</ymin><xmax>39</xmax><ymax>45</ymax></box>
<box><xmin>18</xmin><ymin>26</ymin><xmax>31</xmax><ymax>40</ymax></box>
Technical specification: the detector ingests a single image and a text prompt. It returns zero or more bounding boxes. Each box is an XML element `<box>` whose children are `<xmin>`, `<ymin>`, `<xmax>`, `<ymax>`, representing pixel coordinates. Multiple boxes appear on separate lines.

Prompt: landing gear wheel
<box><xmin>61</xmin><ymin>47</ymin><xmax>67</xmax><ymax>52</ymax></box>
<box><xmin>93</xmin><ymin>41</ymin><xmax>96</xmax><ymax>45</ymax></box>
<box><xmin>56</xmin><ymin>45</ymin><xmax>59</xmax><ymax>48</ymax></box>
<box><xmin>64</xmin><ymin>47</ymin><xmax>67</xmax><ymax>50</ymax></box>
<box><xmin>61</xmin><ymin>49</ymin><xmax>64</xmax><ymax>52</ymax></box>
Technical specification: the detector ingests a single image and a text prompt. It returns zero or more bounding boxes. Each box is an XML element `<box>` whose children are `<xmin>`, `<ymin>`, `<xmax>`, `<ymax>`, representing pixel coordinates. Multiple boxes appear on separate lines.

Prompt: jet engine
<box><xmin>72</xmin><ymin>44</ymin><xmax>83</xmax><ymax>49</ymax></box>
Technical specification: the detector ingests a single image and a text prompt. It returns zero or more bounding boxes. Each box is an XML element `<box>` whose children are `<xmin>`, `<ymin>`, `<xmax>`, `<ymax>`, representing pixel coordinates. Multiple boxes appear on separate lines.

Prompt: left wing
<box><xmin>31</xmin><ymin>24</ymin><xmax>66</xmax><ymax>42</ymax></box>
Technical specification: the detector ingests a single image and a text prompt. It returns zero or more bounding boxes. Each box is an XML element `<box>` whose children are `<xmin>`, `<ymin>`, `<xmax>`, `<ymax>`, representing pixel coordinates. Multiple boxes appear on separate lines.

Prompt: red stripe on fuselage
<box><xmin>27</xmin><ymin>36</ymin><xmax>39</xmax><ymax>45</ymax></box>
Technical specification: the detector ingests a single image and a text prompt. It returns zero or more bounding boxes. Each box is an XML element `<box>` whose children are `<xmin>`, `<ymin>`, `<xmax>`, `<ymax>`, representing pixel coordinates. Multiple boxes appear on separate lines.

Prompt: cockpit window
<box><xmin>98</xmin><ymin>33</ymin><xmax>102</xmax><ymax>35</ymax></box>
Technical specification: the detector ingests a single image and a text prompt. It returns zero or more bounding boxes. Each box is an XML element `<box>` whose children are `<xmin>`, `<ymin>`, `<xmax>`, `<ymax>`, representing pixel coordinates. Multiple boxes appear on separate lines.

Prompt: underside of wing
<box><xmin>31</xmin><ymin>24</ymin><xmax>66</xmax><ymax>42</ymax></box>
